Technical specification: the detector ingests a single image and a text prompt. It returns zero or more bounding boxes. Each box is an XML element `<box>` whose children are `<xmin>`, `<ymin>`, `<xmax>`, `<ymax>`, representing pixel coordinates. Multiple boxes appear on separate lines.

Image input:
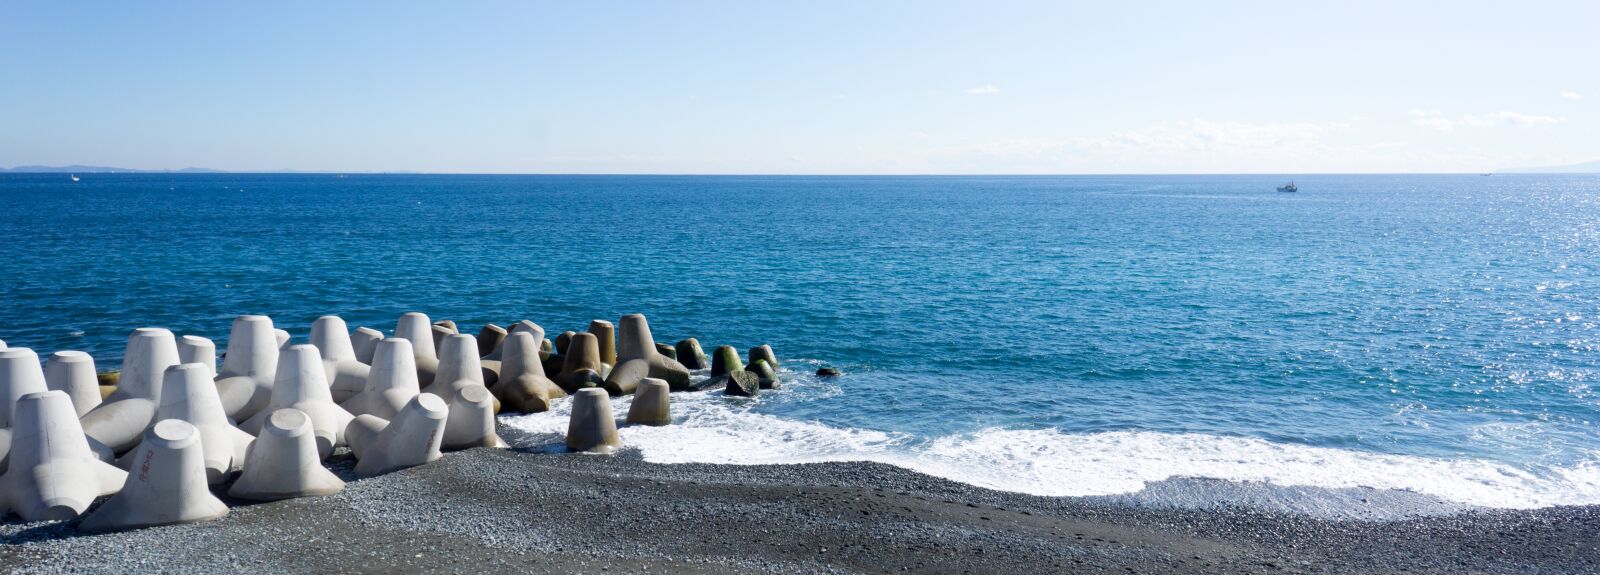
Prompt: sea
<box><xmin>2</xmin><ymin>173</ymin><xmax>1596</xmax><ymax>511</ymax></box>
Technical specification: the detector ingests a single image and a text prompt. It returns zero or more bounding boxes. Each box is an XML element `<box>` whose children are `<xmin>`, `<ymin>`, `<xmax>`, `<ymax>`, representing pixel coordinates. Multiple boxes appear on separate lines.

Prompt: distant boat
<box><xmin>1276</xmin><ymin>181</ymin><xmax>1297</xmax><ymax>193</ymax></box>
<box><xmin>70</xmin><ymin>174</ymin><xmax>80</xmax><ymax>182</ymax></box>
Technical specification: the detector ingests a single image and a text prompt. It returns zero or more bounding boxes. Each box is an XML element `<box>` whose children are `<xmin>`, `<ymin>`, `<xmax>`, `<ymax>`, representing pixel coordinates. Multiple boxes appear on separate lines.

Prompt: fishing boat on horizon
<box><xmin>70</xmin><ymin>174</ymin><xmax>80</xmax><ymax>182</ymax></box>
<box><xmin>1276</xmin><ymin>180</ymin><xmax>1297</xmax><ymax>193</ymax></box>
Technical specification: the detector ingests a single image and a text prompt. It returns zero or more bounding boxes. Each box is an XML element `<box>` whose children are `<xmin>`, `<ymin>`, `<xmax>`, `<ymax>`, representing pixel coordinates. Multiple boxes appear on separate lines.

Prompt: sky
<box><xmin>1</xmin><ymin>1</ymin><xmax>1596</xmax><ymax>174</ymax></box>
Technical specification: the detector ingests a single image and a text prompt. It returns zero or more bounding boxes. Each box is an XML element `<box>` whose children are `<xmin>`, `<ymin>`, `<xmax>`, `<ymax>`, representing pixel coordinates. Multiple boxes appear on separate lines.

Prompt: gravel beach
<box><xmin>3</xmin><ymin>427</ymin><xmax>1596</xmax><ymax>575</ymax></box>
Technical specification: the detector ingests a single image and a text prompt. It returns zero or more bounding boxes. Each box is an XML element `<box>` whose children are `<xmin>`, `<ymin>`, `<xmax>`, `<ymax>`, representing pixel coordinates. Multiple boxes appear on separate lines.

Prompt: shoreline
<box><xmin>5</xmin><ymin>428</ymin><xmax>1596</xmax><ymax>574</ymax></box>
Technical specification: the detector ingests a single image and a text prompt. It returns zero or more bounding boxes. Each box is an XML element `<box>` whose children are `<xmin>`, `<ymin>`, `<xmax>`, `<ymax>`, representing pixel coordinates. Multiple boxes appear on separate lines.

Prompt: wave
<box><xmin>499</xmin><ymin>390</ymin><xmax>1600</xmax><ymax>510</ymax></box>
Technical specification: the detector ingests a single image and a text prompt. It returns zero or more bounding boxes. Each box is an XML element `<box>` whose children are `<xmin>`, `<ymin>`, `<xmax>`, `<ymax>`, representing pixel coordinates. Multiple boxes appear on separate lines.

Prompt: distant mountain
<box><xmin>1497</xmin><ymin>160</ymin><xmax>1600</xmax><ymax>174</ymax></box>
<box><xmin>0</xmin><ymin>165</ymin><xmax>224</xmax><ymax>173</ymax></box>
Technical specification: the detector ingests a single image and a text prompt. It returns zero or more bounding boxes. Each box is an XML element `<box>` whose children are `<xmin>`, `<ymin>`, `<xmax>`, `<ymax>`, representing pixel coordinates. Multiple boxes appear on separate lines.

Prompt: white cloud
<box><xmin>1466</xmin><ymin>111</ymin><xmax>1563</xmax><ymax>128</ymax></box>
<box><xmin>1410</xmin><ymin>109</ymin><xmax>1563</xmax><ymax>131</ymax></box>
<box><xmin>1410</xmin><ymin>109</ymin><xmax>1454</xmax><ymax>131</ymax></box>
<box><xmin>964</xmin><ymin>84</ymin><xmax>999</xmax><ymax>95</ymax></box>
<box><xmin>1561</xmin><ymin>91</ymin><xmax>1583</xmax><ymax>100</ymax></box>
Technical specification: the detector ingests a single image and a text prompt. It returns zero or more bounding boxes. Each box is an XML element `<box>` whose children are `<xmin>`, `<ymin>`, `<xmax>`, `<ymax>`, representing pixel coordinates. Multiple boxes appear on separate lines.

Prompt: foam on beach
<box><xmin>501</xmin><ymin>386</ymin><xmax>1600</xmax><ymax>511</ymax></box>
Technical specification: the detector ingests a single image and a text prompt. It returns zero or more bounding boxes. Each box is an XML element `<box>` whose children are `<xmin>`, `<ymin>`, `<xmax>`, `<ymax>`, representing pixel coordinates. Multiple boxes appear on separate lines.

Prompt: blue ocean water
<box><xmin>2</xmin><ymin>173</ymin><xmax>1597</xmax><ymax>507</ymax></box>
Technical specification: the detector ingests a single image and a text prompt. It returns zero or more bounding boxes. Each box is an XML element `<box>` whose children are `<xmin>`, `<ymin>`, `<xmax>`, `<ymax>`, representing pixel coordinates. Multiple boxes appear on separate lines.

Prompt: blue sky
<box><xmin>1</xmin><ymin>1</ymin><xmax>1595</xmax><ymax>174</ymax></box>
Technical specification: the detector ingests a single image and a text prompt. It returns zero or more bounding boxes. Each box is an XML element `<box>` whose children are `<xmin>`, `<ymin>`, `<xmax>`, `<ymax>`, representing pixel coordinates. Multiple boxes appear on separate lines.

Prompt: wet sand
<box><xmin>3</xmin><ymin>430</ymin><xmax>1597</xmax><ymax>574</ymax></box>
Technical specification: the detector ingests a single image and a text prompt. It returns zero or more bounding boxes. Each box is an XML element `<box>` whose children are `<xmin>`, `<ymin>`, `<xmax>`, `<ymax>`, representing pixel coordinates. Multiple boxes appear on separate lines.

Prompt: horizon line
<box><xmin>4</xmin><ymin>168</ymin><xmax>1589</xmax><ymax>177</ymax></box>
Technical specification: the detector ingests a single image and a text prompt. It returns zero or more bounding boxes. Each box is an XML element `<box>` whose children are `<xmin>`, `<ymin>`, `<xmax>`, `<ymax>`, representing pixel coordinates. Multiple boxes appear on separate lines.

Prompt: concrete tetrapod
<box><xmin>0</xmin><ymin>347</ymin><xmax>36</xmax><ymax>472</ymax></box>
<box><xmin>117</xmin><ymin>364</ymin><xmax>253</xmax><ymax>484</ymax></box>
<box><xmin>510</xmin><ymin>320</ymin><xmax>544</xmax><ymax>341</ymax></box>
<box><xmin>81</xmin><ymin>329</ymin><xmax>181</xmax><ymax>454</ymax></box>
<box><xmin>395</xmin><ymin>312</ymin><xmax>441</xmax><ymax>386</ymax></box>
<box><xmin>554</xmin><ymin>331</ymin><xmax>575</xmax><ymax>355</ymax></box>
<box><xmin>110</xmin><ymin>328</ymin><xmax>181</xmax><ymax>403</ymax></box>
<box><xmin>540</xmin><ymin>352</ymin><xmax>566</xmax><ymax>385</ymax></box>
<box><xmin>423</xmin><ymin>334</ymin><xmax>500</xmax><ymax>412</ymax></box>
<box><xmin>482</xmin><ymin>321</ymin><xmax>532</xmax><ymax>362</ymax></box>
<box><xmin>430</xmin><ymin>324</ymin><xmax>455</xmax><ymax>352</ymax></box>
<box><xmin>78</xmin><ymin>419</ymin><xmax>229</xmax><ymax>533</ymax></box>
<box><xmin>686</xmin><ymin>345</ymin><xmax>747</xmax><ymax>392</ymax></box>
<box><xmin>441</xmin><ymin>385</ymin><xmax>506</xmax><ymax>450</ymax></box>
<box><xmin>228</xmin><ymin>408</ymin><xmax>344</xmax><ymax>501</ymax></box>
<box><xmin>1</xmin><ymin>348</ymin><xmax>51</xmax><ymax>428</ymax></box>
<box><xmin>45</xmin><ymin>351</ymin><xmax>102</xmax><ymax>417</ymax></box>
<box><xmin>339</xmin><ymin>339</ymin><xmax>421</xmax><ymax>420</ymax></box>
<box><xmin>710</xmin><ymin>345</ymin><xmax>743</xmax><ymax>377</ymax></box>
<box><xmin>722</xmin><ymin>371</ymin><xmax>761</xmax><ymax>397</ymax></box>
<box><xmin>688</xmin><ymin>345</ymin><xmax>761</xmax><ymax>395</ymax></box>
<box><xmin>215</xmin><ymin>315</ymin><xmax>279</xmax><ymax>420</ymax></box>
<box><xmin>7</xmin><ymin>350</ymin><xmax>114</xmax><ymax>474</ymax></box>
<box><xmin>483</xmin><ymin>321</ymin><xmax>543</xmax><ymax>382</ymax></box>
<box><xmin>748</xmin><ymin>359</ymin><xmax>781</xmax><ymax>390</ymax></box>
<box><xmin>603</xmin><ymin>314</ymin><xmax>692</xmax><ymax>394</ymax></box>
<box><xmin>675</xmin><ymin>338</ymin><xmax>709</xmax><ymax>370</ymax></box>
<box><xmin>748</xmin><ymin>345</ymin><xmax>780</xmax><ymax>371</ymax></box>
<box><xmin>475</xmin><ymin>323</ymin><xmax>506</xmax><ymax>358</ymax></box>
<box><xmin>554</xmin><ymin>333</ymin><xmax>605</xmax><ymax>394</ymax></box>
<box><xmin>566</xmin><ymin>388</ymin><xmax>621</xmax><ymax>454</ymax></box>
<box><xmin>240</xmin><ymin>345</ymin><xmax>354</xmax><ymax>459</ymax></box>
<box><xmin>96</xmin><ymin>372</ymin><xmax>117</xmax><ymax>402</ymax></box>
<box><xmin>345</xmin><ymin>393</ymin><xmax>448</xmax><ymax>477</ymax></box>
<box><xmin>274</xmin><ymin>329</ymin><xmax>291</xmax><ymax>349</ymax></box>
<box><xmin>310</xmin><ymin>316</ymin><xmax>371</xmax><ymax>403</ymax></box>
<box><xmin>176</xmin><ymin>335</ymin><xmax>216</xmax><ymax>381</ymax></box>
<box><xmin>350</xmin><ymin>326</ymin><xmax>384</xmax><ymax>365</ymax></box>
<box><xmin>0</xmin><ymin>391</ymin><xmax>126</xmax><ymax>521</ymax></box>
<box><xmin>588</xmin><ymin>320</ymin><xmax>617</xmax><ymax>367</ymax></box>
<box><xmin>486</xmin><ymin>319</ymin><xmax>543</xmax><ymax>360</ymax></box>
<box><xmin>625</xmin><ymin>378</ymin><xmax>671</xmax><ymax>426</ymax></box>
<box><xmin>489</xmin><ymin>332</ymin><xmax>566</xmax><ymax>413</ymax></box>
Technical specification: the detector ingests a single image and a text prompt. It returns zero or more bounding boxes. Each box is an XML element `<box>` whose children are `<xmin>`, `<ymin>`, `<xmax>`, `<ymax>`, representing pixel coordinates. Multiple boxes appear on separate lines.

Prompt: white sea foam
<box><xmin>500</xmin><ymin>390</ymin><xmax>1600</xmax><ymax>510</ymax></box>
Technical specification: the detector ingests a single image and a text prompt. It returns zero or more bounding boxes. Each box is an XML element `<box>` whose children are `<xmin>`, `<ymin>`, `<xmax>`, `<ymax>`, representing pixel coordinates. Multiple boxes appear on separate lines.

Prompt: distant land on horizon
<box><xmin>0</xmin><ymin>165</ymin><xmax>226</xmax><ymax>174</ymax></box>
<box><xmin>3</xmin><ymin>162</ymin><xmax>1598</xmax><ymax>175</ymax></box>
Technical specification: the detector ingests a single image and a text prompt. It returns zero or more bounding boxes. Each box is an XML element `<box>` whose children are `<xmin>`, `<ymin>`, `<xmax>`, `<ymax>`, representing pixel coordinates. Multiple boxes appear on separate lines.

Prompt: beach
<box><xmin>5</xmin><ymin>425</ymin><xmax>1596</xmax><ymax>575</ymax></box>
